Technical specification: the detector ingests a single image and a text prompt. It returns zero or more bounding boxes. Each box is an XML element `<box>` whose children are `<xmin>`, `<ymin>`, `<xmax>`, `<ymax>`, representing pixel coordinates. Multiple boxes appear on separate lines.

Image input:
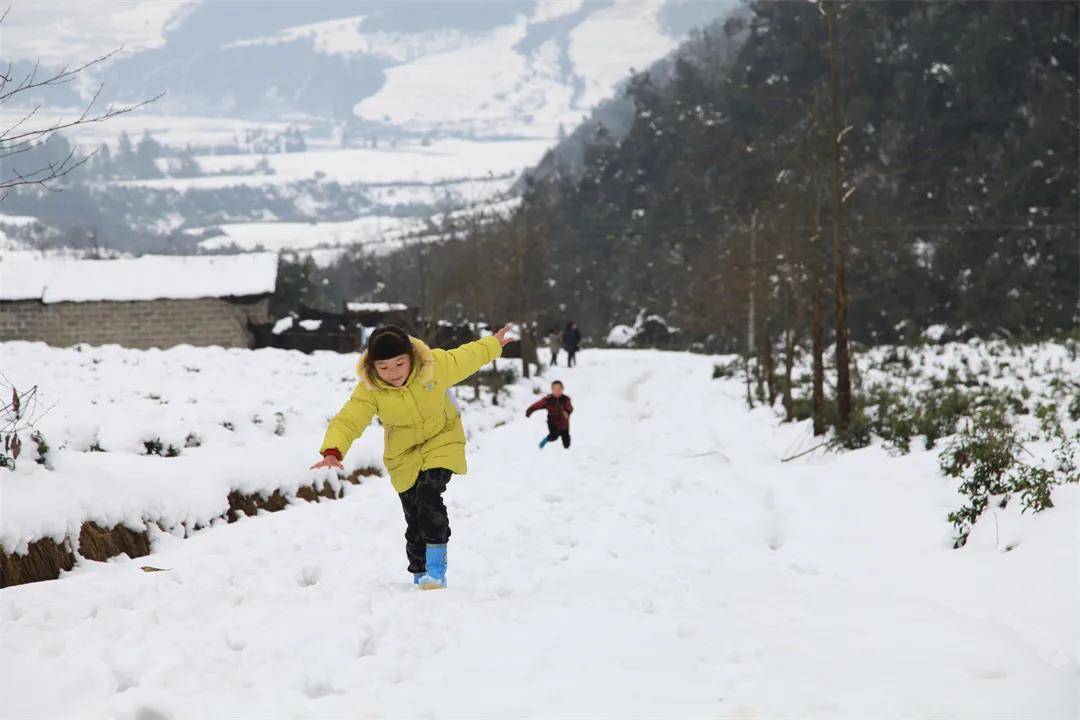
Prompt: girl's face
<box><xmin>374</xmin><ymin>354</ymin><xmax>411</xmax><ymax>387</ymax></box>
<box><xmin>551</xmin><ymin>384</ymin><xmax>564</xmax><ymax>397</ymax></box>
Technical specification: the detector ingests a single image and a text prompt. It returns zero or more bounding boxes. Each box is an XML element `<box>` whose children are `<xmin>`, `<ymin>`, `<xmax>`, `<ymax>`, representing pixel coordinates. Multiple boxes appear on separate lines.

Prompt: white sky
<box><xmin>0</xmin><ymin>1</ymin><xmax>195</xmax><ymax>65</ymax></box>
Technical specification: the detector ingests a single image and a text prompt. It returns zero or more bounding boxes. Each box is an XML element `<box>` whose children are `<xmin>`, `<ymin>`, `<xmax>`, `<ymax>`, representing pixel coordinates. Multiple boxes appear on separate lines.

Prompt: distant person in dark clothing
<box><xmin>526</xmin><ymin>380</ymin><xmax>574</xmax><ymax>449</ymax></box>
<box><xmin>562</xmin><ymin>321</ymin><xmax>581</xmax><ymax>367</ymax></box>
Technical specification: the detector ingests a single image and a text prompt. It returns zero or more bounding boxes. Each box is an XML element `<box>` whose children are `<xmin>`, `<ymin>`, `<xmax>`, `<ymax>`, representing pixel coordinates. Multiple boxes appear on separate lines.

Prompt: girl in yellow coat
<box><xmin>310</xmin><ymin>324</ymin><xmax>514</xmax><ymax>589</ymax></box>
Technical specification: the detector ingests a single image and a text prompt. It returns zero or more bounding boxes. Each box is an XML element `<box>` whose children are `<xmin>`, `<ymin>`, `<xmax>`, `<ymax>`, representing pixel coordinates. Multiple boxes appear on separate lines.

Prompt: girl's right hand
<box><xmin>309</xmin><ymin>455</ymin><xmax>344</xmax><ymax>470</ymax></box>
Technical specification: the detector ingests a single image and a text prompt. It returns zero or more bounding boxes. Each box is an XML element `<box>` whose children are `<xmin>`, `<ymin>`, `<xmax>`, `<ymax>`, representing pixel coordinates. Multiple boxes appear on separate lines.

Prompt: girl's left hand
<box><xmin>492</xmin><ymin>324</ymin><xmax>517</xmax><ymax>347</ymax></box>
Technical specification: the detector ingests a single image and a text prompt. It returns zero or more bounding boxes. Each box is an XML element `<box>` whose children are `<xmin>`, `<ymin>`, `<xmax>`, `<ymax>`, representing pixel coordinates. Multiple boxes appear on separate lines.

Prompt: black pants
<box><xmin>546</xmin><ymin>421</ymin><xmax>571</xmax><ymax>448</ymax></box>
<box><xmin>398</xmin><ymin>468</ymin><xmax>452</xmax><ymax>573</ymax></box>
<box><xmin>566</xmin><ymin>348</ymin><xmax>578</xmax><ymax>367</ymax></box>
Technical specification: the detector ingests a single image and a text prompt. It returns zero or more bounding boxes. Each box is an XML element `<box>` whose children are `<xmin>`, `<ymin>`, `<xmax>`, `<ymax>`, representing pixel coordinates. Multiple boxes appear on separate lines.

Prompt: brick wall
<box><xmin>0</xmin><ymin>296</ymin><xmax>270</xmax><ymax>349</ymax></box>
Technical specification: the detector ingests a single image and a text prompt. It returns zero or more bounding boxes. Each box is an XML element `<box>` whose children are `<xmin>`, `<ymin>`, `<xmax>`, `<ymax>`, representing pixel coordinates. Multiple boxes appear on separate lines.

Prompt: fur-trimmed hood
<box><xmin>357</xmin><ymin>336</ymin><xmax>436</xmax><ymax>391</ymax></box>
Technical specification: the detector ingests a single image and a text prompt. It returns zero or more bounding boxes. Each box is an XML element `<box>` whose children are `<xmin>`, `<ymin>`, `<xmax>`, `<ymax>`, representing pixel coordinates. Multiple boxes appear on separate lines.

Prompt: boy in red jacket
<box><xmin>526</xmin><ymin>380</ymin><xmax>574</xmax><ymax>449</ymax></box>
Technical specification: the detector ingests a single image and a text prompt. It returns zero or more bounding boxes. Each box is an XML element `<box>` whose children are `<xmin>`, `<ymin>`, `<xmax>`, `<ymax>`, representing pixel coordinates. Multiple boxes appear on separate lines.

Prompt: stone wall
<box><xmin>0</xmin><ymin>295</ymin><xmax>270</xmax><ymax>349</ymax></box>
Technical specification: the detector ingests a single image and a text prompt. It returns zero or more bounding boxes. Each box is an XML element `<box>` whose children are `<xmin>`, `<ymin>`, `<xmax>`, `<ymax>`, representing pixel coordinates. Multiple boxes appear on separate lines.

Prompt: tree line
<box><xmin>302</xmin><ymin>0</ymin><xmax>1076</xmax><ymax>436</ymax></box>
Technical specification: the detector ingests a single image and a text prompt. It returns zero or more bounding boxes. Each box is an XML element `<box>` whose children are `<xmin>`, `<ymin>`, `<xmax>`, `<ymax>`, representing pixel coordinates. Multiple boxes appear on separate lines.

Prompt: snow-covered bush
<box><xmin>606</xmin><ymin>310</ymin><xmax>679</xmax><ymax>348</ymax></box>
<box><xmin>1</xmin><ymin>384</ymin><xmax>44</xmax><ymax>470</ymax></box>
<box><xmin>712</xmin><ymin>359</ymin><xmax>741</xmax><ymax>380</ymax></box>
<box><xmin>607</xmin><ymin>325</ymin><xmax>635</xmax><ymax>346</ymax></box>
<box><xmin>940</xmin><ymin>401</ymin><xmax>1077</xmax><ymax>548</ymax></box>
<box><xmin>30</xmin><ymin>430</ymin><xmax>51</xmax><ymax>468</ymax></box>
<box><xmin>472</xmin><ymin>364</ymin><xmax>518</xmax><ymax>406</ymax></box>
<box><xmin>143</xmin><ymin>437</ymin><xmax>181</xmax><ymax>457</ymax></box>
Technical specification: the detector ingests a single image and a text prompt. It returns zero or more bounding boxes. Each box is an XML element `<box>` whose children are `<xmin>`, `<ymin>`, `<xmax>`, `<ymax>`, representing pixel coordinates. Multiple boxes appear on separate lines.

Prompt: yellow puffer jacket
<box><xmin>320</xmin><ymin>335</ymin><xmax>503</xmax><ymax>493</ymax></box>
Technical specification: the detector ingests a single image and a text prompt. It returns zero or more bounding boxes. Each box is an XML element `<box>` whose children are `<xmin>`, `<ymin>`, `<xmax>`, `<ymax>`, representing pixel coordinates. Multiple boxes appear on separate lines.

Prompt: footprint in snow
<box><xmin>788</xmin><ymin>562</ymin><xmax>819</xmax><ymax>575</ymax></box>
<box><xmin>355</xmin><ymin>633</ymin><xmax>379</xmax><ymax>658</ymax></box>
<box><xmin>297</xmin><ymin>565</ymin><xmax>321</xmax><ymax>587</ymax></box>
<box><xmin>134</xmin><ymin>706</ymin><xmax>171</xmax><ymax>720</ymax></box>
<box><xmin>225</xmin><ymin>632</ymin><xmax>247</xmax><ymax>652</ymax></box>
<box><xmin>301</xmin><ymin>677</ymin><xmax>343</xmax><ymax>699</ymax></box>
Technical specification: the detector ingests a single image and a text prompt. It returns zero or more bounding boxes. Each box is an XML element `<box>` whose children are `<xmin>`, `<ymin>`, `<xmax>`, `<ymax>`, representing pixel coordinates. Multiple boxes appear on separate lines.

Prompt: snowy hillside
<box><xmin>82</xmin><ymin>0</ymin><xmax>736</xmax><ymax>132</ymax></box>
<box><xmin>349</xmin><ymin>0</ymin><xmax>689</xmax><ymax>136</ymax></box>
<box><xmin>0</xmin><ymin>1</ymin><xmax>739</xmax><ymax>256</ymax></box>
<box><xmin>1</xmin><ymin>341</ymin><xmax>1076</xmax><ymax>717</ymax></box>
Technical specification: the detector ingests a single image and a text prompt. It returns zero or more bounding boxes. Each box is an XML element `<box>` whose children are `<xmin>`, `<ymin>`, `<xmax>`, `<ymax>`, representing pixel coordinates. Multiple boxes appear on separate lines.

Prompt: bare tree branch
<box><xmin>1</xmin><ymin>88</ymin><xmax>164</xmax><ymax>145</ymax></box>
<box><xmin>0</xmin><ymin>147</ymin><xmax>98</xmax><ymax>191</ymax></box>
<box><xmin>1</xmin><ymin>102</ymin><xmax>40</xmax><ymax>138</ymax></box>
<box><xmin>0</xmin><ymin>10</ymin><xmax>162</xmax><ymax>197</ymax></box>
<box><xmin>0</xmin><ymin>47</ymin><xmax>124</xmax><ymax>104</ymax></box>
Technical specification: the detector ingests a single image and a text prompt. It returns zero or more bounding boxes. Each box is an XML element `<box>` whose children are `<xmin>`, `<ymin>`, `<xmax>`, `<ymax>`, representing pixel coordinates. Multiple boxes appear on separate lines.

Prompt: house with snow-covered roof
<box><xmin>0</xmin><ymin>253</ymin><xmax>278</xmax><ymax>349</ymax></box>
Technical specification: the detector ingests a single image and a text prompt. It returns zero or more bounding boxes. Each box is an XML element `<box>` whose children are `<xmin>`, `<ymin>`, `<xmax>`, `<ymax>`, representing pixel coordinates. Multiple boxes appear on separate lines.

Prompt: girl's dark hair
<box><xmin>362</xmin><ymin>325</ymin><xmax>414</xmax><ymax>379</ymax></box>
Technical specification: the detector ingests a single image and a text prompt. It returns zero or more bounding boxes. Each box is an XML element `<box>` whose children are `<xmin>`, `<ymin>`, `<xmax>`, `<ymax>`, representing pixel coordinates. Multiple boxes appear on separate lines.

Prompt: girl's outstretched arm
<box><xmin>435</xmin><ymin>324</ymin><xmax>515</xmax><ymax>387</ymax></box>
<box><xmin>312</xmin><ymin>384</ymin><xmax>377</xmax><ymax>468</ymax></box>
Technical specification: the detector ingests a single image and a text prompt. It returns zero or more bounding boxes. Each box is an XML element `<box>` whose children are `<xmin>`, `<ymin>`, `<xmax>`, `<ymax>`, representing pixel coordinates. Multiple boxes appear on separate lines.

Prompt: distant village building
<box><xmin>251</xmin><ymin>301</ymin><xmax>418</xmax><ymax>354</ymax></box>
<box><xmin>0</xmin><ymin>253</ymin><xmax>277</xmax><ymax>349</ymax></box>
<box><xmin>345</xmin><ymin>302</ymin><xmax>417</xmax><ymax>337</ymax></box>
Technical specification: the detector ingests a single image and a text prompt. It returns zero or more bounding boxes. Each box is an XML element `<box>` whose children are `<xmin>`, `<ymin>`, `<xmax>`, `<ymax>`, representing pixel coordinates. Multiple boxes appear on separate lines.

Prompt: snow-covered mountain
<box><xmin>0</xmin><ymin>1</ymin><xmax>737</xmax><ymax>256</ymax></box>
<box><xmin>94</xmin><ymin>0</ymin><xmax>735</xmax><ymax>137</ymax></box>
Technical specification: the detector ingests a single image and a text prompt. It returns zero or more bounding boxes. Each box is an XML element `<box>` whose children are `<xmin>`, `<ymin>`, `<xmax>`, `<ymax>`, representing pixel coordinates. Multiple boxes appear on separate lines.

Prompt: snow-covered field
<box><xmin>1</xmin><ymin>344</ymin><xmax>1077</xmax><ymax>718</ymax></box>
<box><xmin>117</xmin><ymin>138</ymin><xmax>551</xmax><ymax>192</ymax></box>
<box><xmin>0</xmin><ymin>110</ymin><xmax>303</xmax><ymax>154</ymax></box>
<box><xmin>0</xmin><ymin>340</ymin><xmax>522</xmax><ymax>555</ymax></box>
<box><xmin>195</xmin><ymin>217</ymin><xmax>424</xmax><ymax>254</ymax></box>
<box><xmin>194</xmin><ymin>194</ymin><xmax>521</xmax><ymax>255</ymax></box>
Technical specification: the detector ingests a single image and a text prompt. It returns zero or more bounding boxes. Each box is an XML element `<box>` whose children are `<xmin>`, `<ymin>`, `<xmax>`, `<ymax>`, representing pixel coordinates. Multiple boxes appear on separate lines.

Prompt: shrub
<box><xmin>916</xmin><ymin>387</ymin><xmax>971</xmax><ymax>449</ymax></box>
<box><xmin>30</xmin><ymin>430</ymin><xmax>50</xmax><ymax>466</ymax></box>
<box><xmin>864</xmin><ymin>387</ymin><xmax>915</xmax><ymax>453</ymax></box>
<box><xmin>144</xmin><ymin>438</ymin><xmax>181</xmax><ymax>457</ymax></box>
<box><xmin>833</xmin><ymin>410</ymin><xmax>873</xmax><ymax>450</ymax></box>
<box><xmin>712</xmin><ymin>360</ymin><xmax>741</xmax><ymax>380</ymax></box>
<box><xmin>940</xmin><ymin>407</ymin><xmax>1018</xmax><ymax>548</ymax></box>
<box><xmin>474</xmin><ymin>365</ymin><xmax>518</xmax><ymax>405</ymax></box>
<box><xmin>941</xmin><ymin>403</ymin><xmax>1077</xmax><ymax>548</ymax></box>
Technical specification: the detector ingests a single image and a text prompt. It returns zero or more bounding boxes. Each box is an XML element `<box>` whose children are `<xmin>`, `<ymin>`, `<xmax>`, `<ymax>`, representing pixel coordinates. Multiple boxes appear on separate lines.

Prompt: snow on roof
<box><xmin>346</xmin><ymin>302</ymin><xmax>408</xmax><ymax>313</ymax></box>
<box><xmin>0</xmin><ymin>253</ymin><xmax>278</xmax><ymax>303</ymax></box>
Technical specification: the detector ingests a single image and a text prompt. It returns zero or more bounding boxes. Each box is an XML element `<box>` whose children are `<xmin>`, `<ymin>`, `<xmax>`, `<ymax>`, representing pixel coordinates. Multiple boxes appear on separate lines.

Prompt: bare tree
<box><xmin>822</xmin><ymin>0</ymin><xmax>854</xmax><ymax>429</ymax></box>
<box><xmin>0</xmin><ymin>8</ymin><xmax>163</xmax><ymax>200</ymax></box>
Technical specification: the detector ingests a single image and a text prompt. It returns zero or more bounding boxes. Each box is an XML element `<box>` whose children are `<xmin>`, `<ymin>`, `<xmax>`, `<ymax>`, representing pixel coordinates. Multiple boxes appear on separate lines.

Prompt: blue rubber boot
<box><xmin>418</xmin><ymin>544</ymin><xmax>447</xmax><ymax>590</ymax></box>
<box><xmin>539</xmin><ymin>436</ymin><xmax>550</xmax><ymax>449</ymax></box>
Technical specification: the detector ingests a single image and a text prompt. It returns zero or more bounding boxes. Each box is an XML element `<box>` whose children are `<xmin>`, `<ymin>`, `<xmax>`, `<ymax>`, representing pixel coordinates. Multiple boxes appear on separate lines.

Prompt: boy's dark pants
<box><xmin>546</xmin><ymin>420</ymin><xmax>571</xmax><ymax>448</ymax></box>
<box><xmin>398</xmin><ymin>467</ymin><xmax>452</xmax><ymax>573</ymax></box>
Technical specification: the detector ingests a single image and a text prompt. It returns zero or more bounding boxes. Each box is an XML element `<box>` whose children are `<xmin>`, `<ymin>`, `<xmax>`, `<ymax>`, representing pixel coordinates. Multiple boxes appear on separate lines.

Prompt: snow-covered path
<box><xmin>2</xmin><ymin>350</ymin><xmax>1077</xmax><ymax>719</ymax></box>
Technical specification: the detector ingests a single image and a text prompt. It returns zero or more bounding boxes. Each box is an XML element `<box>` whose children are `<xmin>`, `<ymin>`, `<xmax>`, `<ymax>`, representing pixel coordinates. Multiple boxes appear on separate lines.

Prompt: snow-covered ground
<box><xmin>117</xmin><ymin>138</ymin><xmax>551</xmax><ymax>192</ymax></box>
<box><xmin>0</xmin><ymin>110</ymin><xmax>302</xmax><ymax>154</ymax></box>
<box><xmin>194</xmin><ymin>194</ymin><xmax>521</xmax><ymax>255</ymax></box>
<box><xmin>1</xmin><ymin>345</ymin><xmax>1077</xmax><ymax>717</ymax></box>
<box><xmin>194</xmin><ymin>217</ymin><xmax>424</xmax><ymax>254</ymax></box>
